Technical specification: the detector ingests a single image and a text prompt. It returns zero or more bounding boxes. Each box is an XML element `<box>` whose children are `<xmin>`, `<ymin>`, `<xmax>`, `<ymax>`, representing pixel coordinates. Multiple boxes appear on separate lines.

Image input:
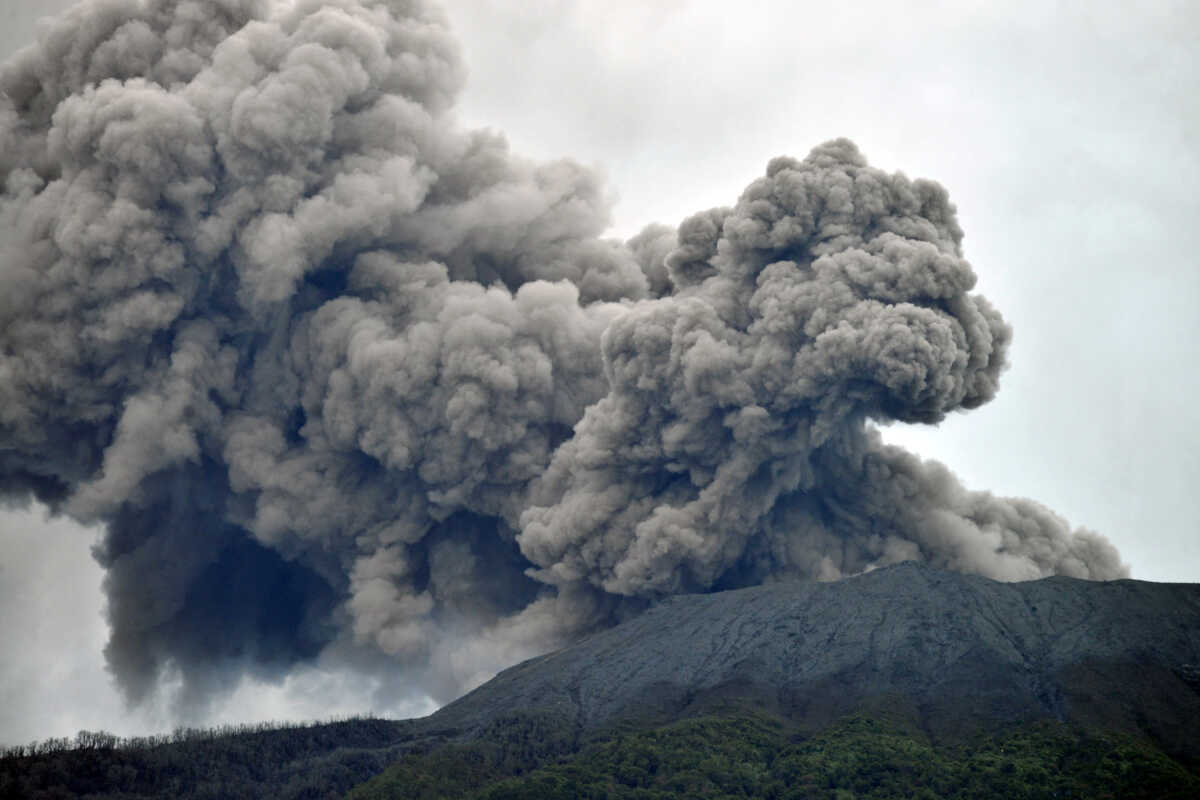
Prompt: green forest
<box><xmin>350</xmin><ymin>712</ymin><xmax>1200</xmax><ymax>800</ymax></box>
<box><xmin>0</xmin><ymin>716</ymin><xmax>412</xmax><ymax>799</ymax></box>
<box><xmin>8</xmin><ymin>708</ymin><xmax>1196</xmax><ymax>799</ymax></box>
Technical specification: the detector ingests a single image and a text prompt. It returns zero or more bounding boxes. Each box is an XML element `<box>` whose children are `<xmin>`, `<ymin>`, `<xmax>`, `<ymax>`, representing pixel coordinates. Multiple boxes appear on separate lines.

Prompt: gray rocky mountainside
<box><xmin>6</xmin><ymin>561</ymin><xmax>1200</xmax><ymax>799</ymax></box>
<box><xmin>432</xmin><ymin>561</ymin><xmax>1200</xmax><ymax>760</ymax></box>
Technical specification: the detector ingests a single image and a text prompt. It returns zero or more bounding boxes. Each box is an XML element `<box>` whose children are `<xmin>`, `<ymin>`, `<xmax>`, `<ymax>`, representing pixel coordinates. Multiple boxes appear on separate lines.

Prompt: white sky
<box><xmin>1</xmin><ymin>0</ymin><xmax>1197</xmax><ymax>746</ymax></box>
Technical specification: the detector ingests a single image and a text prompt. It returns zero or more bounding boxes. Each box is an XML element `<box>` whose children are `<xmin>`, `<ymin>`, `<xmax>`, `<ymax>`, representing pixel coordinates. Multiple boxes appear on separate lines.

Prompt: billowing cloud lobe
<box><xmin>0</xmin><ymin>0</ymin><xmax>1125</xmax><ymax>711</ymax></box>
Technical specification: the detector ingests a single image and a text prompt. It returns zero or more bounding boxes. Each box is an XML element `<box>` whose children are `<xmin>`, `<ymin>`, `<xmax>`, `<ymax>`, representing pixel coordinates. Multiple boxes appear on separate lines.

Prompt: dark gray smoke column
<box><xmin>0</xmin><ymin>0</ymin><xmax>1125</xmax><ymax>711</ymax></box>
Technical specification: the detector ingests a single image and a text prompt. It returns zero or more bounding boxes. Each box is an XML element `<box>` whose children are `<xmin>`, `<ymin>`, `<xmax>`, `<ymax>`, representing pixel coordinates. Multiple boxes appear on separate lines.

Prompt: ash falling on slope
<box><xmin>0</xmin><ymin>0</ymin><xmax>1125</xmax><ymax>713</ymax></box>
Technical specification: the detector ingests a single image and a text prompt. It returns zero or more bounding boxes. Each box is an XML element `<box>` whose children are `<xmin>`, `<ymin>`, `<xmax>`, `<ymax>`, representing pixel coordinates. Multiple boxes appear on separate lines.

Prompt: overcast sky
<box><xmin>1</xmin><ymin>0</ymin><xmax>1197</xmax><ymax>746</ymax></box>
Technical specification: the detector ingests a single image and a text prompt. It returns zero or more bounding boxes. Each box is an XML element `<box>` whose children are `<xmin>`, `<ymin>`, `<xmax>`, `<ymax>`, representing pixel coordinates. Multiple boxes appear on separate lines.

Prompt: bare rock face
<box><xmin>432</xmin><ymin>562</ymin><xmax>1200</xmax><ymax>758</ymax></box>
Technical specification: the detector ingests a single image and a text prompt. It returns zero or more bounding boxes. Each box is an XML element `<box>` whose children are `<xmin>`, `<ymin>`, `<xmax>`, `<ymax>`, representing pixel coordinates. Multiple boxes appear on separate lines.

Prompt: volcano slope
<box><xmin>342</xmin><ymin>561</ymin><xmax>1200</xmax><ymax>799</ymax></box>
<box><xmin>430</xmin><ymin>561</ymin><xmax>1200</xmax><ymax>756</ymax></box>
<box><xmin>6</xmin><ymin>561</ymin><xmax>1200</xmax><ymax>799</ymax></box>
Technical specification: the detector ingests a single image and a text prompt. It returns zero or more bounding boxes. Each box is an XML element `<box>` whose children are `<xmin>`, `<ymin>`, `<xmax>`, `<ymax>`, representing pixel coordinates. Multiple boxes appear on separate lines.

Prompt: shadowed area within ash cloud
<box><xmin>0</xmin><ymin>0</ymin><xmax>1125</xmax><ymax>716</ymax></box>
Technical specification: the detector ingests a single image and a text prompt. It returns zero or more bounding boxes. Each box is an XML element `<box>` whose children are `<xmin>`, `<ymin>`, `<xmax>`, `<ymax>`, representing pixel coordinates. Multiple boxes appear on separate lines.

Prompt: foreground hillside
<box><xmin>8</xmin><ymin>709</ymin><xmax>1198</xmax><ymax>799</ymax></box>
<box><xmin>4</xmin><ymin>562</ymin><xmax>1199</xmax><ymax>798</ymax></box>
<box><xmin>0</xmin><ymin>718</ymin><xmax>414</xmax><ymax>799</ymax></box>
<box><xmin>349</xmin><ymin>711</ymin><xmax>1200</xmax><ymax>800</ymax></box>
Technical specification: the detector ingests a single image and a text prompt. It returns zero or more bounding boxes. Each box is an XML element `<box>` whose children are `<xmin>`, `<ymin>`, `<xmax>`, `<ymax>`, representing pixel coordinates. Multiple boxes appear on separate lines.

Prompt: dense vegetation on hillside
<box><xmin>348</xmin><ymin>712</ymin><xmax>1200</xmax><ymax>800</ymax></box>
<box><xmin>0</xmin><ymin>717</ymin><xmax>413</xmax><ymax>799</ymax></box>
<box><xmin>5</xmin><ymin>709</ymin><xmax>1198</xmax><ymax>799</ymax></box>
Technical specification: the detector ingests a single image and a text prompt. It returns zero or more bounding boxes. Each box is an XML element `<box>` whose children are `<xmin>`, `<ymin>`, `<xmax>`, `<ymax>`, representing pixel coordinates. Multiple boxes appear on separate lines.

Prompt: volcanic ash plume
<box><xmin>0</xmin><ymin>0</ymin><xmax>1125</xmax><ymax>711</ymax></box>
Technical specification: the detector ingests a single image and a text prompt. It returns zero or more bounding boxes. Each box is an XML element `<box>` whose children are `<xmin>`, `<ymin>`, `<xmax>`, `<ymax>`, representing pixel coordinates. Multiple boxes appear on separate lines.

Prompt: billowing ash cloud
<box><xmin>0</xmin><ymin>0</ymin><xmax>1125</xmax><ymax>712</ymax></box>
